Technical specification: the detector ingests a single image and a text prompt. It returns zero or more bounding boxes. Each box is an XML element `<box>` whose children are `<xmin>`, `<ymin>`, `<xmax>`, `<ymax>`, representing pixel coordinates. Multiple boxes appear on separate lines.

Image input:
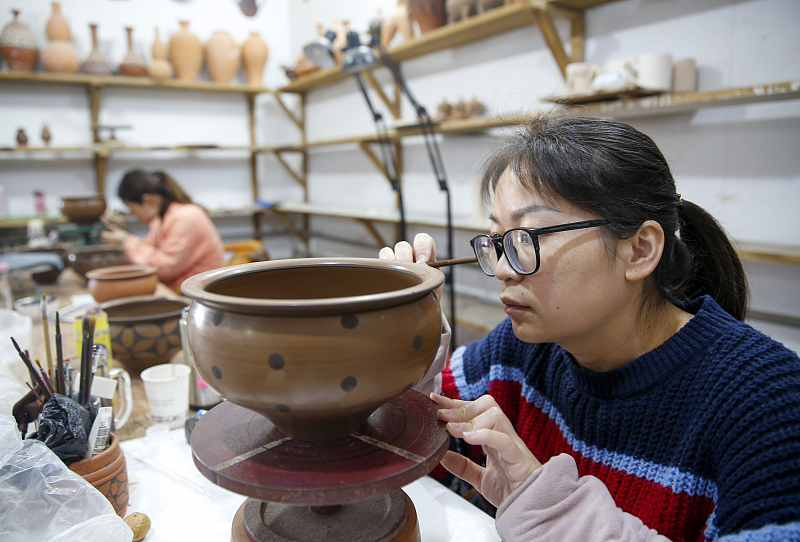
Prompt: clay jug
<box><xmin>382</xmin><ymin>1</ymin><xmax>414</xmax><ymax>46</ymax></box>
<box><xmin>69</xmin><ymin>433</ymin><xmax>129</xmax><ymax>518</ymax></box>
<box><xmin>148</xmin><ymin>28</ymin><xmax>174</xmax><ymax>81</ymax></box>
<box><xmin>241</xmin><ymin>31</ymin><xmax>268</xmax><ymax>87</ymax></box>
<box><xmin>41</xmin><ymin>39</ymin><xmax>80</xmax><ymax>73</ymax></box>
<box><xmin>407</xmin><ymin>0</ymin><xmax>447</xmax><ymax>33</ymax></box>
<box><xmin>0</xmin><ymin>10</ymin><xmax>38</xmax><ymax>72</ymax></box>
<box><xmin>169</xmin><ymin>21</ymin><xmax>203</xmax><ymax>82</ymax></box>
<box><xmin>119</xmin><ymin>27</ymin><xmax>146</xmax><ymax>76</ymax></box>
<box><xmin>205</xmin><ymin>30</ymin><xmax>240</xmax><ymax>84</ymax></box>
<box><xmin>45</xmin><ymin>2</ymin><xmax>70</xmax><ymax>41</ymax></box>
<box><xmin>82</xmin><ymin>23</ymin><xmax>111</xmax><ymax>75</ymax></box>
<box><xmin>41</xmin><ymin>125</ymin><xmax>51</xmax><ymax>146</ymax></box>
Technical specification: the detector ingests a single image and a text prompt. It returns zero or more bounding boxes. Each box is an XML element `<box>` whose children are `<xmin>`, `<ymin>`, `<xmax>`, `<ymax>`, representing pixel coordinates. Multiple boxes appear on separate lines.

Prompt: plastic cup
<box><xmin>140</xmin><ymin>364</ymin><xmax>191</xmax><ymax>429</ymax></box>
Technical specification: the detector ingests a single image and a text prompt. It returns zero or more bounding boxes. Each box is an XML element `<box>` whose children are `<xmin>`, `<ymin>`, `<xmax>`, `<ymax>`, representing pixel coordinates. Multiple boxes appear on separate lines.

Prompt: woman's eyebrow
<box><xmin>489</xmin><ymin>204</ymin><xmax>562</xmax><ymax>223</ymax></box>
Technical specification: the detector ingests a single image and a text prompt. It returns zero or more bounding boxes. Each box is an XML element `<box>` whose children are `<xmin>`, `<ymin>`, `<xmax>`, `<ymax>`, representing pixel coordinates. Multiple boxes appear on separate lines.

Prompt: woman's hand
<box><xmin>99</xmin><ymin>224</ymin><xmax>130</xmax><ymax>245</ymax></box>
<box><xmin>431</xmin><ymin>393</ymin><xmax>542</xmax><ymax>508</ymax></box>
<box><xmin>379</xmin><ymin>233</ymin><xmax>437</xmax><ymax>264</ymax></box>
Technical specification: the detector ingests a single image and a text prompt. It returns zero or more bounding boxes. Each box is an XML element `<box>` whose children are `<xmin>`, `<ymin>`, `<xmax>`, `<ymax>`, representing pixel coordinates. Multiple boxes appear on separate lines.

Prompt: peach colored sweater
<box><xmin>123</xmin><ymin>202</ymin><xmax>225</xmax><ymax>291</ymax></box>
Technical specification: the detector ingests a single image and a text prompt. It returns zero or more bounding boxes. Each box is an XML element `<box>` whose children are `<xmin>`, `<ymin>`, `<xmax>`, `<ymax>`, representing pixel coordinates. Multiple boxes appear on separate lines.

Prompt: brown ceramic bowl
<box><xmin>58</xmin><ymin>195</ymin><xmax>107</xmax><ymax>225</ymax></box>
<box><xmin>180</xmin><ymin>257</ymin><xmax>445</xmax><ymax>441</ymax></box>
<box><xmin>68</xmin><ymin>433</ymin><xmax>128</xmax><ymax>518</ymax></box>
<box><xmin>67</xmin><ymin>245</ymin><xmax>129</xmax><ymax>279</ymax></box>
<box><xmin>86</xmin><ymin>264</ymin><xmax>158</xmax><ymax>303</ymax></box>
<box><xmin>101</xmin><ymin>295</ymin><xmax>191</xmax><ymax>373</ymax></box>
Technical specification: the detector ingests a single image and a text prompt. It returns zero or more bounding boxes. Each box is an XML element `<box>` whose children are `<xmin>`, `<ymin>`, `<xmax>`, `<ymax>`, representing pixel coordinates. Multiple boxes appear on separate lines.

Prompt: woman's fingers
<box><xmin>379</xmin><ymin>234</ymin><xmax>437</xmax><ymax>264</ymax></box>
<box><xmin>413</xmin><ymin>233</ymin><xmax>436</xmax><ymax>264</ymax></box>
<box><xmin>439</xmin><ymin>450</ymin><xmax>485</xmax><ymax>489</ymax></box>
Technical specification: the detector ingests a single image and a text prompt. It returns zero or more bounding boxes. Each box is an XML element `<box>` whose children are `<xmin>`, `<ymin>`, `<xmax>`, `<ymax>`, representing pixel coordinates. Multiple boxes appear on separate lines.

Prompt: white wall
<box><xmin>1</xmin><ymin>0</ymin><xmax>798</xmax><ymax>348</ymax></box>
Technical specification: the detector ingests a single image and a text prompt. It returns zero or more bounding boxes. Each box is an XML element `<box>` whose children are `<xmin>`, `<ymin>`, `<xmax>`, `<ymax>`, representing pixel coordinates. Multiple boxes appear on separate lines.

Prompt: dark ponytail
<box><xmin>117</xmin><ymin>169</ymin><xmax>193</xmax><ymax>218</ymax></box>
<box><xmin>480</xmin><ymin>115</ymin><xmax>749</xmax><ymax>320</ymax></box>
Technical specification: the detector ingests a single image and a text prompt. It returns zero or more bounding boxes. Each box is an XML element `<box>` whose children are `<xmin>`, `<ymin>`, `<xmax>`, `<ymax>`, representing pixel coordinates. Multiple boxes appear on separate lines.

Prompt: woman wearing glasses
<box><xmin>380</xmin><ymin>116</ymin><xmax>800</xmax><ymax>541</ymax></box>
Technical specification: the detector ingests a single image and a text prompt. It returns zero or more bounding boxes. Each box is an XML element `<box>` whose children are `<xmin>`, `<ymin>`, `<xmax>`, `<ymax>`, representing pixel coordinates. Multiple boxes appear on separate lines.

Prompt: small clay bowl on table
<box><xmin>67</xmin><ymin>245</ymin><xmax>128</xmax><ymax>279</ymax></box>
<box><xmin>180</xmin><ymin>257</ymin><xmax>445</xmax><ymax>442</ymax></box>
<box><xmin>85</xmin><ymin>264</ymin><xmax>158</xmax><ymax>303</ymax></box>
<box><xmin>58</xmin><ymin>195</ymin><xmax>107</xmax><ymax>225</ymax></box>
<box><xmin>100</xmin><ymin>294</ymin><xmax>191</xmax><ymax>373</ymax></box>
<box><xmin>68</xmin><ymin>433</ymin><xmax>128</xmax><ymax>518</ymax></box>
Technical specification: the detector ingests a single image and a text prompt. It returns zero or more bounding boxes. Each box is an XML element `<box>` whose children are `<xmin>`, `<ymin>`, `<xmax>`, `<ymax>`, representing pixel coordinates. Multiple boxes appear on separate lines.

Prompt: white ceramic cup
<box><xmin>566</xmin><ymin>62</ymin><xmax>600</xmax><ymax>94</ymax></box>
<box><xmin>634</xmin><ymin>52</ymin><xmax>673</xmax><ymax>91</ymax></box>
<box><xmin>140</xmin><ymin>364</ymin><xmax>191</xmax><ymax>429</ymax></box>
<box><xmin>672</xmin><ymin>57</ymin><xmax>697</xmax><ymax>92</ymax></box>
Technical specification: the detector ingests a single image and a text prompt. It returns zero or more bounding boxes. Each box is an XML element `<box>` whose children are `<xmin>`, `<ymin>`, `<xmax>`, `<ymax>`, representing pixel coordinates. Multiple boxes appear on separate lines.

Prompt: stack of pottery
<box><xmin>82</xmin><ymin>23</ymin><xmax>111</xmax><ymax>75</ymax></box>
<box><xmin>169</xmin><ymin>21</ymin><xmax>203</xmax><ymax>82</ymax></box>
<box><xmin>41</xmin><ymin>2</ymin><xmax>80</xmax><ymax>73</ymax></box>
<box><xmin>205</xmin><ymin>31</ymin><xmax>240</xmax><ymax>84</ymax></box>
<box><xmin>0</xmin><ymin>10</ymin><xmax>38</xmax><ymax>72</ymax></box>
<box><xmin>241</xmin><ymin>31</ymin><xmax>268</xmax><ymax>87</ymax></box>
<box><xmin>148</xmin><ymin>28</ymin><xmax>173</xmax><ymax>81</ymax></box>
<box><xmin>118</xmin><ymin>27</ymin><xmax>146</xmax><ymax>76</ymax></box>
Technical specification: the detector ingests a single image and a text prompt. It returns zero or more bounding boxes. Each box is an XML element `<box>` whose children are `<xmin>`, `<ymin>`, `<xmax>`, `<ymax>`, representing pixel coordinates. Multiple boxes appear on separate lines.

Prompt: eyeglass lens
<box><xmin>471</xmin><ymin>230</ymin><xmax>540</xmax><ymax>276</ymax></box>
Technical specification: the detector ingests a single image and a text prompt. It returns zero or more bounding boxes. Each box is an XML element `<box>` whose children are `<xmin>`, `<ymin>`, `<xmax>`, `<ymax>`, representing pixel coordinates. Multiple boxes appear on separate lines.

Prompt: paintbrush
<box><xmin>11</xmin><ymin>337</ymin><xmax>51</xmax><ymax>400</ymax></box>
<box><xmin>41</xmin><ymin>296</ymin><xmax>54</xmax><ymax>376</ymax></box>
<box><xmin>79</xmin><ymin>311</ymin><xmax>97</xmax><ymax>405</ymax></box>
<box><xmin>55</xmin><ymin>312</ymin><xmax>65</xmax><ymax>395</ymax></box>
<box><xmin>428</xmin><ymin>257</ymin><xmax>478</xmax><ymax>268</ymax></box>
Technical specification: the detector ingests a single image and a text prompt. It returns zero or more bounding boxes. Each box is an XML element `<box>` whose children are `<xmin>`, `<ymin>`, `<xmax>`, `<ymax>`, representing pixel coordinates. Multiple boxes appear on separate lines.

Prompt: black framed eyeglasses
<box><xmin>469</xmin><ymin>219</ymin><xmax>609</xmax><ymax>276</ymax></box>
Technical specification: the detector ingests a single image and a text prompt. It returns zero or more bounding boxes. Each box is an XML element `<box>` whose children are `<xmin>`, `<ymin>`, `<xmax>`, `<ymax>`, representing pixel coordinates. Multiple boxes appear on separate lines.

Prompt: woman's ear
<box><xmin>622</xmin><ymin>220</ymin><xmax>665</xmax><ymax>282</ymax></box>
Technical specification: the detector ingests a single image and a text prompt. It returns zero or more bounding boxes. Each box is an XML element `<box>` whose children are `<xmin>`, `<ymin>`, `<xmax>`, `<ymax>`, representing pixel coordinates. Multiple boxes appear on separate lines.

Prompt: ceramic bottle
<box><xmin>82</xmin><ymin>24</ymin><xmax>112</xmax><ymax>75</ymax></box>
<box><xmin>205</xmin><ymin>31</ymin><xmax>240</xmax><ymax>84</ymax></box>
<box><xmin>0</xmin><ymin>10</ymin><xmax>38</xmax><ymax>72</ymax></box>
<box><xmin>119</xmin><ymin>27</ymin><xmax>146</xmax><ymax>76</ymax></box>
<box><xmin>45</xmin><ymin>2</ymin><xmax>70</xmax><ymax>41</ymax></box>
<box><xmin>241</xmin><ymin>31</ymin><xmax>268</xmax><ymax>87</ymax></box>
<box><xmin>169</xmin><ymin>21</ymin><xmax>203</xmax><ymax>82</ymax></box>
<box><xmin>148</xmin><ymin>28</ymin><xmax>174</xmax><ymax>81</ymax></box>
<box><xmin>41</xmin><ymin>2</ymin><xmax>79</xmax><ymax>73</ymax></box>
<box><xmin>407</xmin><ymin>0</ymin><xmax>447</xmax><ymax>33</ymax></box>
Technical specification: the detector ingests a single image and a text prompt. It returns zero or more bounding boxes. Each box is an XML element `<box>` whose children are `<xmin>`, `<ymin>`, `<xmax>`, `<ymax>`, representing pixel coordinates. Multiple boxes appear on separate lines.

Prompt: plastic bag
<box><xmin>0</xmin><ymin>415</ymin><xmax>132</xmax><ymax>542</ymax></box>
<box><xmin>30</xmin><ymin>395</ymin><xmax>94</xmax><ymax>465</ymax></box>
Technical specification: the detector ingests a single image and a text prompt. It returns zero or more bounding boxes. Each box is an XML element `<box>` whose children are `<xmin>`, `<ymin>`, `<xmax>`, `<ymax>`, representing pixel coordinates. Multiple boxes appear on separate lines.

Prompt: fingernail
<box><xmin>438</xmin><ymin>409</ymin><xmax>451</xmax><ymax>415</ymax></box>
<box><xmin>417</xmin><ymin>254</ymin><xmax>428</xmax><ymax>264</ymax></box>
<box><xmin>449</xmin><ymin>422</ymin><xmax>463</xmax><ymax>430</ymax></box>
<box><xmin>463</xmin><ymin>431</ymin><xmax>478</xmax><ymax>438</ymax></box>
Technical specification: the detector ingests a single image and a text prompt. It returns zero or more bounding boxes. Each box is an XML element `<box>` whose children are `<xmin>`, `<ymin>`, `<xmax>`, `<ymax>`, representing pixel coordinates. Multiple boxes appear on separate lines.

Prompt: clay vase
<box><xmin>382</xmin><ymin>0</ymin><xmax>414</xmax><ymax>46</ymax></box>
<box><xmin>45</xmin><ymin>2</ymin><xmax>70</xmax><ymax>41</ymax></box>
<box><xmin>205</xmin><ymin>30</ymin><xmax>241</xmax><ymax>84</ymax></box>
<box><xmin>82</xmin><ymin>23</ymin><xmax>111</xmax><ymax>75</ymax></box>
<box><xmin>119</xmin><ymin>27</ymin><xmax>146</xmax><ymax>76</ymax></box>
<box><xmin>181</xmin><ymin>258</ymin><xmax>445</xmax><ymax>442</ymax></box>
<box><xmin>148</xmin><ymin>28</ymin><xmax>174</xmax><ymax>81</ymax></box>
<box><xmin>169</xmin><ymin>21</ymin><xmax>203</xmax><ymax>82</ymax></box>
<box><xmin>41</xmin><ymin>40</ymin><xmax>80</xmax><ymax>73</ymax></box>
<box><xmin>41</xmin><ymin>125</ymin><xmax>51</xmax><ymax>146</ymax></box>
<box><xmin>0</xmin><ymin>10</ymin><xmax>38</xmax><ymax>72</ymax></box>
<box><xmin>85</xmin><ymin>264</ymin><xmax>158</xmax><ymax>304</ymax></box>
<box><xmin>407</xmin><ymin>0</ymin><xmax>448</xmax><ymax>33</ymax></box>
<box><xmin>69</xmin><ymin>433</ymin><xmax>129</xmax><ymax>518</ymax></box>
<box><xmin>241</xmin><ymin>31</ymin><xmax>268</xmax><ymax>87</ymax></box>
<box><xmin>16</xmin><ymin>128</ymin><xmax>27</xmax><ymax>147</ymax></box>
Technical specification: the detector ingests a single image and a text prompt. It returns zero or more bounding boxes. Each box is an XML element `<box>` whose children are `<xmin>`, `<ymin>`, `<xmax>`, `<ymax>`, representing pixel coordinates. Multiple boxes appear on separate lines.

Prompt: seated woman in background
<box><xmin>101</xmin><ymin>169</ymin><xmax>226</xmax><ymax>291</ymax></box>
<box><xmin>381</xmin><ymin>115</ymin><xmax>800</xmax><ymax>541</ymax></box>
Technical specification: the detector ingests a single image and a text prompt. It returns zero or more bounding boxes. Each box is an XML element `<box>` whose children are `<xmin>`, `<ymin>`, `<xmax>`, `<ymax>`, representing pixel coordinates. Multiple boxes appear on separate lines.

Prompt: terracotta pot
<box><xmin>58</xmin><ymin>194</ymin><xmax>107</xmax><ymax>224</ymax></box>
<box><xmin>86</xmin><ymin>264</ymin><xmax>158</xmax><ymax>303</ymax></box>
<box><xmin>241</xmin><ymin>31</ymin><xmax>268</xmax><ymax>86</ymax></box>
<box><xmin>41</xmin><ymin>39</ymin><xmax>80</xmax><ymax>73</ymax></box>
<box><xmin>101</xmin><ymin>295</ymin><xmax>191</xmax><ymax>373</ymax></box>
<box><xmin>41</xmin><ymin>125</ymin><xmax>52</xmax><ymax>145</ymax></box>
<box><xmin>82</xmin><ymin>23</ymin><xmax>111</xmax><ymax>75</ymax></box>
<box><xmin>408</xmin><ymin>0</ymin><xmax>448</xmax><ymax>33</ymax></box>
<box><xmin>149</xmin><ymin>28</ymin><xmax>174</xmax><ymax>81</ymax></box>
<box><xmin>0</xmin><ymin>10</ymin><xmax>38</xmax><ymax>72</ymax></box>
<box><xmin>16</xmin><ymin>128</ymin><xmax>27</xmax><ymax>147</ymax></box>
<box><xmin>45</xmin><ymin>2</ymin><xmax>70</xmax><ymax>41</ymax></box>
<box><xmin>69</xmin><ymin>433</ymin><xmax>128</xmax><ymax>518</ymax></box>
<box><xmin>181</xmin><ymin>258</ymin><xmax>445</xmax><ymax>441</ymax></box>
<box><xmin>169</xmin><ymin>21</ymin><xmax>203</xmax><ymax>82</ymax></box>
<box><xmin>382</xmin><ymin>1</ymin><xmax>414</xmax><ymax>46</ymax></box>
<box><xmin>67</xmin><ymin>245</ymin><xmax>129</xmax><ymax>279</ymax></box>
<box><xmin>205</xmin><ymin>31</ymin><xmax>240</xmax><ymax>84</ymax></box>
<box><xmin>119</xmin><ymin>27</ymin><xmax>146</xmax><ymax>77</ymax></box>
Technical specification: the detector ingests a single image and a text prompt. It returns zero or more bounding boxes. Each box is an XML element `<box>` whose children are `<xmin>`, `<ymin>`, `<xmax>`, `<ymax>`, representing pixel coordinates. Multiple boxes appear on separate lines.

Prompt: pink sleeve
<box><xmin>495</xmin><ymin>454</ymin><xmax>672</xmax><ymax>542</ymax></box>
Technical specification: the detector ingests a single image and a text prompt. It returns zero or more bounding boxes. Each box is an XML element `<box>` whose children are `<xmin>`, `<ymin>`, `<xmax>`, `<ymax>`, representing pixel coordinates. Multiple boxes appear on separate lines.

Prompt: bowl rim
<box><xmin>180</xmin><ymin>257</ymin><xmax>444</xmax><ymax>315</ymax></box>
<box><xmin>85</xmin><ymin>264</ymin><xmax>158</xmax><ymax>281</ymax></box>
<box><xmin>100</xmin><ymin>294</ymin><xmax>191</xmax><ymax>323</ymax></box>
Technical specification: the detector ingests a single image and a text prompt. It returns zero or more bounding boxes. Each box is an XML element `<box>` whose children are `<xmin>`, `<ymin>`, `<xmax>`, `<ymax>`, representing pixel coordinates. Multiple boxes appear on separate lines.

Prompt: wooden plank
<box><xmin>737</xmin><ymin>241</ymin><xmax>800</xmax><ymax>267</ymax></box>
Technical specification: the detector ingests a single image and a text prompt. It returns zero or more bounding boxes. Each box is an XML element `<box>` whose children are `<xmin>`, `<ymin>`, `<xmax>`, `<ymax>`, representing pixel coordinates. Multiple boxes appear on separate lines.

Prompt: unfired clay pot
<box><xmin>41</xmin><ymin>39</ymin><xmax>80</xmax><ymax>73</ymax></box>
<box><xmin>382</xmin><ymin>0</ymin><xmax>414</xmax><ymax>46</ymax></box>
<box><xmin>45</xmin><ymin>2</ymin><xmax>70</xmax><ymax>41</ymax></box>
<box><xmin>118</xmin><ymin>27</ymin><xmax>146</xmax><ymax>77</ymax></box>
<box><xmin>148</xmin><ymin>27</ymin><xmax>173</xmax><ymax>81</ymax></box>
<box><xmin>205</xmin><ymin>31</ymin><xmax>241</xmax><ymax>84</ymax></box>
<box><xmin>69</xmin><ymin>433</ymin><xmax>128</xmax><ymax>518</ymax></box>
<box><xmin>58</xmin><ymin>194</ymin><xmax>107</xmax><ymax>224</ymax></box>
<box><xmin>86</xmin><ymin>264</ymin><xmax>158</xmax><ymax>303</ymax></box>
<box><xmin>82</xmin><ymin>23</ymin><xmax>111</xmax><ymax>75</ymax></box>
<box><xmin>181</xmin><ymin>258</ymin><xmax>445</xmax><ymax>441</ymax></box>
<box><xmin>0</xmin><ymin>10</ymin><xmax>38</xmax><ymax>72</ymax></box>
<box><xmin>102</xmin><ymin>295</ymin><xmax>191</xmax><ymax>374</ymax></box>
<box><xmin>169</xmin><ymin>21</ymin><xmax>203</xmax><ymax>82</ymax></box>
<box><xmin>407</xmin><ymin>0</ymin><xmax>448</xmax><ymax>33</ymax></box>
<box><xmin>241</xmin><ymin>31</ymin><xmax>268</xmax><ymax>86</ymax></box>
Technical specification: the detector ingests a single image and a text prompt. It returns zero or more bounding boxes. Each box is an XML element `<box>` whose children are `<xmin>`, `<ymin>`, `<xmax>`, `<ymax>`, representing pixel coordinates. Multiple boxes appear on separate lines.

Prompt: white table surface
<box><xmin>120</xmin><ymin>426</ymin><xmax>501</xmax><ymax>542</ymax></box>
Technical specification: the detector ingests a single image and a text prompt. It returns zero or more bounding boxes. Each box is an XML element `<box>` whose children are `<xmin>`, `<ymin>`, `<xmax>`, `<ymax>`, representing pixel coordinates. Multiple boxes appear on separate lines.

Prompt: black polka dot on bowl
<box><xmin>341</xmin><ymin>314</ymin><xmax>359</xmax><ymax>329</ymax></box>
<box><xmin>212</xmin><ymin>365</ymin><xmax>222</xmax><ymax>379</ymax></box>
<box><xmin>341</xmin><ymin>376</ymin><xmax>357</xmax><ymax>392</ymax></box>
<box><xmin>276</xmin><ymin>404</ymin><xmax>291</xmax><ymax>412</ymax></box>
<box><xmin>268</xmin><ymin>353</ymin><xmax>285</xmax><ymax>370</ymax></box>
<box><xmin>212</xmin><ymin>311</ymin><xmax>224</xmax><ymax>326</ymax></box>
<box><xmin>413</xmin><ymin>335</ymin><xmax>423</xmax><ymax>350</ymax></box>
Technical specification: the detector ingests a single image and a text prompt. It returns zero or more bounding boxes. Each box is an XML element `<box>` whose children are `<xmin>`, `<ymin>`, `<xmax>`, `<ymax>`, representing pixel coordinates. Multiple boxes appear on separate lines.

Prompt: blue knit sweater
<box><xmin>442</xmin><ymin>295</ymin><xmax>800</xmax><ymax>541</ymax></box>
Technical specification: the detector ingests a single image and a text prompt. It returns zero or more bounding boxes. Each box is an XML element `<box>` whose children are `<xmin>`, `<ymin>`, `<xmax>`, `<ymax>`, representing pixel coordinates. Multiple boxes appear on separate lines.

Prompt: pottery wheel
<box><xmin>191</xmin><ymin>390</ymin><xmax>450</xmax><ymax>505</ymax></box>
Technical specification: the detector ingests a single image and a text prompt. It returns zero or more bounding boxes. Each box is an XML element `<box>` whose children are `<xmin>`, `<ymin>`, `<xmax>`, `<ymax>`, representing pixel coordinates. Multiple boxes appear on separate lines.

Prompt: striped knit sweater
<box><xmin>441</xmin><ymin>296</ymin><xmax>800</xmax><ymax>541</ymax></box>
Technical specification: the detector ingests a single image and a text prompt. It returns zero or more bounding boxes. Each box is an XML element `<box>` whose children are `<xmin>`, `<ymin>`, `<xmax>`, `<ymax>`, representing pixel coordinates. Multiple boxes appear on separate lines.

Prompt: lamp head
<box><xmin>303</xmin><ymin>29</ymin><xmax>337</xmax><ymax>69</ymax></box>
<box><xmin>341</xmin><ymin>31</ymin><xmax>380</xmax><ymax>75</ymax></box>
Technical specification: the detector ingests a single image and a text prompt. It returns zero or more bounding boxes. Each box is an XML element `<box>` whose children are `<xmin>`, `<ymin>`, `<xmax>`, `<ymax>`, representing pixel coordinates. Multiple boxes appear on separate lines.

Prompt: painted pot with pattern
<box><xmin>0</xmin><ymin>10</ymin><xmax>38</xmax><ymax>72</ymax></box>
<box><xmin>180</xmin><ymin>258</ymin><xmax>444</xmax><ymax>442</ymax></box>
<box><xmin>68</xmin><ymin>433</ymin><xmax>128</xmax><ymax>518</ymax></box>
<box><xmin>101</xmin><ymin>295</ymin><xmax>191</xmax><ymax>373</ymax></box>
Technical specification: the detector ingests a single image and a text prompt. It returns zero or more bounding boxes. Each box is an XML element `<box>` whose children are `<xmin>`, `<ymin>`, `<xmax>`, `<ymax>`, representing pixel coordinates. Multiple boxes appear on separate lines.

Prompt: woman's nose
<box><xmin>493</xmin><ymin>252</ymin><xmax>523</xmax><ymax>282</ymax></box>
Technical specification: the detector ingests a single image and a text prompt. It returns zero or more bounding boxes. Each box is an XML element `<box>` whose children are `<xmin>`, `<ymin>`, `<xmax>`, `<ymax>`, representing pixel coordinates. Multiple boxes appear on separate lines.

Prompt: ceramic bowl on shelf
<box><xmin>58</xmin><ymin>195</ymin><xmax>107</xmax><ymax>225</ymax></box>
<box><xmin>85</xmin><ymin>264</ymin><xmax>158</xmax><ymax>303</ymax></box>
<box><xmin>101</xmin><ymin>295</ymin><xmax>191</xmax><ymax>373</ymax></box>
<box><xmin>180</xmin><ymin>257</ymin><xmax>445</xmax><ymax>441</ymax></box>
<box><xmin>67</xmin><ymin>245</ymin><xmax>129</xmax><ymax>279</ymax></box>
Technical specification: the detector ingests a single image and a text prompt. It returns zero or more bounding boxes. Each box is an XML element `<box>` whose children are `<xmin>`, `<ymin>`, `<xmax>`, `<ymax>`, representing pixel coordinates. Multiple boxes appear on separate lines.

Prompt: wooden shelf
<box><xmin>0</xmin><ymin>70</ymin><xmax>270</xmax><ymax>95</ymax></box>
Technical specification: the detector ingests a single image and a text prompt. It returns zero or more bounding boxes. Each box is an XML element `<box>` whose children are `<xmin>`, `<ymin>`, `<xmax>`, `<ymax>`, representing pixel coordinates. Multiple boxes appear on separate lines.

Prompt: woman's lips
<box><xmin>501</xmin><ymin>298</ymin><xmax>528</xmax><ymax>315</ymax></box>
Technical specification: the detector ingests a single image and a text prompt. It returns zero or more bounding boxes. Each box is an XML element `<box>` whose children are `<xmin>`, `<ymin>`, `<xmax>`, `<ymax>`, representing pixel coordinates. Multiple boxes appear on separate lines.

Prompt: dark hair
<box><xmin>480</xmin><ymin>115</ymin><xmax>748</xmax><ymax>320</ymax></box>
<box><xmin>117</xmin><ymin>169</ymin><xmax>193</xmax><ymax>217</ymax></box>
